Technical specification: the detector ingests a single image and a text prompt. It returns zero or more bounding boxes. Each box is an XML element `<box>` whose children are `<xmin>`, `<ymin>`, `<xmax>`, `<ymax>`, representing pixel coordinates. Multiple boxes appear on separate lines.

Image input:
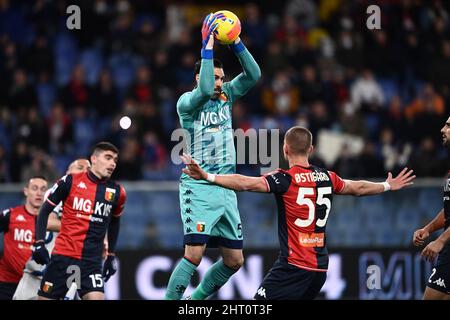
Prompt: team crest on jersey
<box><xmin>197</xmin><ymin>222</ymin><xmax>206</xmax><ymax>232</ymax></box>
<box><xmin>219</xmin><ymin>93</ymin><xmax>228</xmax><ymax>101</ymax></box>
<box><xmin>43</xmin><ymin>281</ymin><xmax>53</xmax><ymax>293</ymax></box>
<box><xmin>105</xmin><ymin>188</ymin><xmax>116</xmax><ymax>202</ymax></box>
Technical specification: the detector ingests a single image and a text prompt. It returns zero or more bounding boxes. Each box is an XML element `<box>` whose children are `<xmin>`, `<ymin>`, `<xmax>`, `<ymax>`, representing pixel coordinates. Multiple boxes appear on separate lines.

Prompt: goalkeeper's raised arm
<box><xmin>225</xmin><ymin>37</ymin><xmax>262</xmax><ymax>99</ymax></box>
<box><xmin>177</xmin><ymin>13</ymin><xmax>223</xmax><ymax>114</ymax></box>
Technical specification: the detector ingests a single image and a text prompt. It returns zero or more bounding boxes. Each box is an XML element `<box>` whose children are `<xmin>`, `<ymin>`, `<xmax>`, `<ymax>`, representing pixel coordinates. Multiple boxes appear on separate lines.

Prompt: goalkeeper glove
<box><xmin>201</xmin><ymin>12</ymin><xmax>225</xmax><ymax>49</ymax></box>
<box><xmin>103</xmin><ymin>254</ymin><xmax>118</xmax><ymax>282</ymax></box>
<box><xmin>32</xmin><ymin>240</ymin><xmax>50</xmax><ymax>265</ymax></box>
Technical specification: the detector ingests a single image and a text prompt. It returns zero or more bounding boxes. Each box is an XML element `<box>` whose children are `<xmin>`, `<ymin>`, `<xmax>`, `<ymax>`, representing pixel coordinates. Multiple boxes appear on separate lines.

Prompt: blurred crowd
<box><xmin>0</xmin><ymin>0</ymin><xmax>449</xmax><ymax>183</ymax></box>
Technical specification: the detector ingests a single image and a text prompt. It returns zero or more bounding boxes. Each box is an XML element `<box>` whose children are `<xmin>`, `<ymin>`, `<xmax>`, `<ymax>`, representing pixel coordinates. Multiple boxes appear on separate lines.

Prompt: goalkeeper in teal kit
<box><xmin>165</xmin><ymin>13</ymin><xmax>261</xmax><ymax>300</ymax></box>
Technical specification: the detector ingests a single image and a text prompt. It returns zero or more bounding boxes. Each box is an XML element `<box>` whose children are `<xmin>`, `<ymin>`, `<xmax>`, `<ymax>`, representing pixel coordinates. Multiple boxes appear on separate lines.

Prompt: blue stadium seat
<box><xmin>418</xmin><ymin>188</ymin><xmax>441</xmax><ymax>217</ymax></box>
<box><xmin>36</xmin><ymin>82</ymin><xmax>56</xmax><ymax>118</ymax></box>
<box><xmin>109</xmin><ymin>53</ymin><xmax>137</xmax><ymax>91</ymax></box>
<box><xmin>394</xmin><ymin>206</ymin><xmax>421</xmax><ymax>233</ymax></box>
<box><xmin>53</xmin><ymin>33</ymin><xmax>78</xmax><ymax>86</ymax></box>
<box><xmin>80</xmin><ymin>48</ymin><xmax>103</xmax><ymax>85</ymax></box>
<box><xmin>378</xmin><ymin>78</ymin><xmax>398</xmax><ymax>104</ymax></box>
<box><xmin>73</xmin><ymin>118</ymin><xmax>95</xmax><ymax>157</ymax></box>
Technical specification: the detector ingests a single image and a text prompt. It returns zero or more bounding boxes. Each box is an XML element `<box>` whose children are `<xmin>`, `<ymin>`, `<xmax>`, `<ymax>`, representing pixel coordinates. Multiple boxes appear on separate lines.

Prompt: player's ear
<box><xmin>23</xmin><ymin>186</ymin><xmax>28</xmax><ymax>197</ymax></box>
<box><xmin>309</xmin><ymin>145</ymin><xmax>314</xmax><ymax>154</ymax></box>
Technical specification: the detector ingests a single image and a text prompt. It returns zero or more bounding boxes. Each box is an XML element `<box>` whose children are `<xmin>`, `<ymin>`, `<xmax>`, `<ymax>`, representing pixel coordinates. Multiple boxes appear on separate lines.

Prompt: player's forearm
<box><xmin>424</xmin><ymin>209</ymin><xmax>445</xmax><ymax>234</ymax></box>
<box><xmin>197</xmin><ymin>58</ymin><xmax>215</xmax><ymax>97</ymax></box>
<box><xmin>46</xmin><ymin>212</ymin><xmax>61</xmax><ymax>232</ymax></box>
<box><xmin>35</xmin><ymin>201</ymin><xmax>55</xmax><ymax>241</ymax></box>
<box><xmin>107</xmin><ymin>216</ymin><xmax>120</xmax><ymax>253</ymax></box>
<box><xmin>230</xmin><ymin>42</ymin><xmax>261</xmax><ymax>90</ymax></box>
<box><xmin>436</xmin><ymin>226</ymin><xmax>450</xmax><ymax>245</ymax></box>
<box><xmin>213</xmin><ymin>174</ymin><xmax>263</xmax><ymax>192</ymax></box>
<box><xmin>348</xmin><ymin>180</ymin><xmax>388</xmax><ymax>196</ymax></box>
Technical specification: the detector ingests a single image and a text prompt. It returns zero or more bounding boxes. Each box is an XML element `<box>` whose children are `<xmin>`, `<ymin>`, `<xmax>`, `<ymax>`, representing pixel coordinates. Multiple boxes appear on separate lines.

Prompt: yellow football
<box><xmin>213</xmin><ymin>10</ymin><xmax>241</xmax><ymax>45</ymax></box>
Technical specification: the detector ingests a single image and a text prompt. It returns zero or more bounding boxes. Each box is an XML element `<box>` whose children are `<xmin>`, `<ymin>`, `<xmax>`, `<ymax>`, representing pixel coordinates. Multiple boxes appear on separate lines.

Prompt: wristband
<box><xmin>229</xmin><ymin>41</ymin><xmax>245</xmax><ymax>54</ymax></box>
<box><xmin>201</xmin><ymin>48</ymin><xmax>213</xmax><ymax>59</ymax></box>
<box><xmin>382</xmin><ymin>182</ymin><xmax>391</xmax><ymax>192</ymax></box>
<box><xmin>206</xmin><ymin>173</ymin><xmax>216</xmax><ymax>183</ymax></box>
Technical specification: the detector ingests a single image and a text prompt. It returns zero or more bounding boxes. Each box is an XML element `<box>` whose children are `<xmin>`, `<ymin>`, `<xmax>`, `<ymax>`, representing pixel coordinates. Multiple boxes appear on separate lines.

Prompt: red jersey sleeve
<box><xmin>112</xmin><ymin>185</ymin><xmax>126</xmax><ymax>217</ymax></box>
<box><xmin>328</xmin><ymin>171</ymin><xmax>345</xmax><ymax>193</ymax></box>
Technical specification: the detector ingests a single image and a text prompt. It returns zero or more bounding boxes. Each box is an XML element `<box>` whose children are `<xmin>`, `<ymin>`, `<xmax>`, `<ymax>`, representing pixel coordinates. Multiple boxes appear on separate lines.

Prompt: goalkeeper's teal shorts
<box><xmin>179</xmin><ymin>180</ymin><xmax>243</xmax><ymax>249</ymax></box>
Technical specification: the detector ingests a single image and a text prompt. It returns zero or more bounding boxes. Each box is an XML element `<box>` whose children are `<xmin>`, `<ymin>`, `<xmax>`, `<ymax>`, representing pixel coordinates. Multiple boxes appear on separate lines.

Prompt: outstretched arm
<box><xmin>226</xmin><ymin>38</ymin><xmax>261</xmax><ymax>99</ymax></box>
<box><xmin>181</xmin><ymin>153</ymin><xmax>268</xmax><ymax>192</ymax></box>
<box><xmin>337</xmin><ymin>168</ymin><xmax>415</xmax><ymax>196</ymax></box>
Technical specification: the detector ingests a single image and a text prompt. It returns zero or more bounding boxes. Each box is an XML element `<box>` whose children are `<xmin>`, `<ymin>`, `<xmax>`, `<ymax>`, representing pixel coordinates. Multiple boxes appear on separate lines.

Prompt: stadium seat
<box><xmin>109</xmin><ymin>53</ymin><xmax>137</xmax><ymax>91</ymax></box>
<box><xmin>378</xmin><ymin>78</ymin><xmax>398</xmax><ymax>104</ymax></box>
<box><xmin>36</xmin><ymin>82</ymin><xmax>56</xmax><ymax>118</ymax></box>
<box><xmin>394</xmin><ymin>206</ymin><xmax>421</xmax><ymax>233</ymax></box>
<box><xmin>53</xmin><ymin>32</ymin><xmax>78</xmax><ymax>86</ymax></box>
<box><xmin>73</xmin><ymin>118</ymin><xmax>95</xmax><ymax>157</ymax></box>
<box><xmin>80</xmin><ymin>48</ymin><xmax>103</xmax><ymax>85</ymax></box>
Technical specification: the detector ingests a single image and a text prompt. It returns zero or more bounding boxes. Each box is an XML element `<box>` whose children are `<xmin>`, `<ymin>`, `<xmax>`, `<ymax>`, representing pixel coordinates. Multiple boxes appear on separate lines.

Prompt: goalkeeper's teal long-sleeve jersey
<box><xmin>177</xmin><ymin>47</ymin><xmax>261</xmax><ymax>183</ymax></box>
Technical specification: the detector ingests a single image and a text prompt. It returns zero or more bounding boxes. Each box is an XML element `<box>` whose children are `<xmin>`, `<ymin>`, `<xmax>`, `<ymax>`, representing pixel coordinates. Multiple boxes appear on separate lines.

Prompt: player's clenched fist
<box><xmin>413</xmin><ymin>228</ymin><xmax>429</xmax><ymax>246</ymax></box>
<box><xmin>421</xmin><ymin>239</ymin><xmax>445</xmax><ymax>262</ymax></box>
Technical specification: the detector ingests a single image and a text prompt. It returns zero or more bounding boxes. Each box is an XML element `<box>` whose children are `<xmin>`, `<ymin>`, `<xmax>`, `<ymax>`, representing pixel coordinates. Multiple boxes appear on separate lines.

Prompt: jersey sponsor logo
<box><xmin>15</xmin><ymin>214</ymin><xmax>26</xmax><ymax>222</ymax></box>
<box><xmin>73</xmin><ymin>197</ymin><xmax>112</xmax><ymax>217</ymax></box>
<box><xmin>256</xmin><ymin>287</ymin><xmax>266</xmax><ymax>298</ymax></box>
<box><xmin>197</xmin><ymin>222</ymin><xmax>206</xmax><ymax>232</ymax></box>
<box><xmin>18</xmin><ymin>242</ymin><xmax>32</xmax><ymax>250</ymax></box>
<box><xmin>298</xmin><ymin>232</ymin><xmax>325</xmax><ymax>247</ymax></box>
<box><xmin>295</xmin><ymin>171</ymin><xmax>330</xmax><ymax>183</ymax></box>
<box><xmin>199</xmin><ymin>106</ymin><xmax>230</xmax><ymax>126</ymax></box>
<box><xmin>433</xmin><ymin>278</ymin><xmax>446</xmax><ymax>288</ymax></box>
<box><xmin>105</xmin><ymin>188</ymin><xmax>116</xmax><ymax>202</ymax></box>
<box><xmin>77</xmin><ymin>182</ymin><xmax>87</xmax><ymax>189</ymax></box>
<box><xmin>14</xmin><ymin>228</ymin><xmax>33</xmax><ymax>243</ymax></box>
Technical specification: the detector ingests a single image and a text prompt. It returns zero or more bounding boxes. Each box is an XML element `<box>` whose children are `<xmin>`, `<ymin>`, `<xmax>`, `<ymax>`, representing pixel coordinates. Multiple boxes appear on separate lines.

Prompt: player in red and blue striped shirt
<box><xmin>33</xmin><ymin>142</ymin><xmax>126</xmax><ymax>300</ymax></box>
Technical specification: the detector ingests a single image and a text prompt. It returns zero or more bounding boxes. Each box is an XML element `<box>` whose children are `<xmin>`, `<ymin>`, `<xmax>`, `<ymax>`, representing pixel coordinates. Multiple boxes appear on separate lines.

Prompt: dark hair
<box><xmin>27</xmin><ymin>175</ymin><xmax>47</xmax><ymax>186</ymax></box>
<box><xmin>194</xmin><ymin>58</ymin><xmax>223</xmax><ymax>75</ymax></box>
<box><xmin>284</xmin><ymin>126</ymin><xmax>313</xmax><ymax>155</ymax></box>
<box><xmin>92</xmin><ymin>142</ymin><xmax>119</xmax><ymax>155</ymax></box>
